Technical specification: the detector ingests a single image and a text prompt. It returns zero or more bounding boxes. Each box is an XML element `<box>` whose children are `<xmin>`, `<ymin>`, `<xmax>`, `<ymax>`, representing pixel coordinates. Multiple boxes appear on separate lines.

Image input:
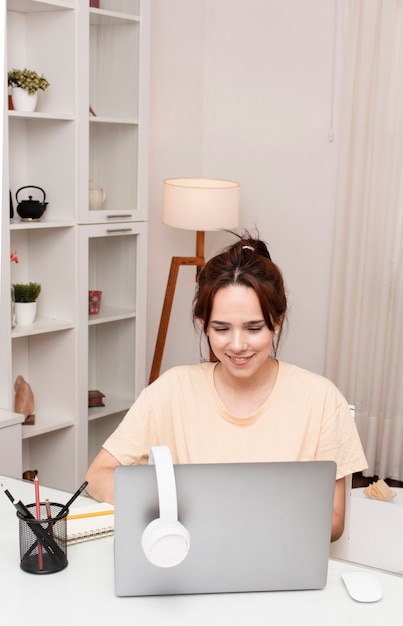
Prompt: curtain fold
<box><xmin>325</xmin><ymin>0</ymin><xmax>403</xmax><ymax>480</ymax></box>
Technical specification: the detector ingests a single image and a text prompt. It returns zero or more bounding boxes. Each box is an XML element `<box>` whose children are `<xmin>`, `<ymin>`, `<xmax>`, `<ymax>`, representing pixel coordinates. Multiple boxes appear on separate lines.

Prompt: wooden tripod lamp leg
<box><xmin>149</xmin><ymin>232</ymin><xmax>206</xmax><ymax>385</ymax></box>
<box><xmin>149</xmin><ymin>257</ymin><xmax>182</xmax><ymax>384</ymax></box>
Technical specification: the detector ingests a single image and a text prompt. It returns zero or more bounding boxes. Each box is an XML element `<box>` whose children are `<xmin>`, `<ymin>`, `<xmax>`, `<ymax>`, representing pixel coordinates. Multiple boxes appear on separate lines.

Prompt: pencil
<box><xmin>34</xmin><ymin>476</ymin><xmax>44</xmax><ymax>570</ymax></box>
<box><xmin>67</xmin><ymin>509</ymin><xmax>114</xmax><ymax>521</ymax></box>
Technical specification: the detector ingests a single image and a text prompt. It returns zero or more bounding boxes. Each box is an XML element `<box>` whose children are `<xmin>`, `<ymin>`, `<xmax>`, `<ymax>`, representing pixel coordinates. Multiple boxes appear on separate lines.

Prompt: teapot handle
<box><xmin>16</xmin><ymin>185</ymin><xmax>46</xmax><ymax>203</ymax></box>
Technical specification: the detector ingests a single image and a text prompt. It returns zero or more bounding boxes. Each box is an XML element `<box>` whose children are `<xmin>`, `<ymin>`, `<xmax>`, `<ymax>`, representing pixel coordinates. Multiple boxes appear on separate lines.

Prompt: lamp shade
<box><xmin>162</xmin><ymin>178</ymin><xmax>240</xmax><ymax>231</ymax></box>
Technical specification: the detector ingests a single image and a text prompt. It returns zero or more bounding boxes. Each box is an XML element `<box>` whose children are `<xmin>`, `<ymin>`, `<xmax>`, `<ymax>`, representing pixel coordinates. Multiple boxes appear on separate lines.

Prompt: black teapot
<box><xmin>16</xmin><ymin>185</ymin><xmax>48</xmax><ymax>221</ymax></box>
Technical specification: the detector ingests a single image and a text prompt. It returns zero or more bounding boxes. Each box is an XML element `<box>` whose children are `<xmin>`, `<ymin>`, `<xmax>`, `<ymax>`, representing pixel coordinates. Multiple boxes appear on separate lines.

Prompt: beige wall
<box><xmin>147</xmin><ymin>0</ymin><xmax>343</xmax><ymax>380</ymax></box>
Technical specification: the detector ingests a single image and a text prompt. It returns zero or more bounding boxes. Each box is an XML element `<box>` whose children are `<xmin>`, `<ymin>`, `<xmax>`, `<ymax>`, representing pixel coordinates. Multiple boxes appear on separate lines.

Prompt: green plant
<box><xmin>8</xmin><ymin>68</ymin><xmax>50</xmax><ymax>95</ymax></box>
<box><xmin>12</xmin><ymin>282</ymin><xmax>41</xmax><ymax>303</ymax></box>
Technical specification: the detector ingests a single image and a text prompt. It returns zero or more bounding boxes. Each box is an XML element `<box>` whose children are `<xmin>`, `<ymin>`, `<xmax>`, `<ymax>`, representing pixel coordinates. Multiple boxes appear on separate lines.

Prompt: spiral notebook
<box><xmin>67</xmin><ymin>502</ymin><xmax>114</xmax><ymax>545</ymax></box>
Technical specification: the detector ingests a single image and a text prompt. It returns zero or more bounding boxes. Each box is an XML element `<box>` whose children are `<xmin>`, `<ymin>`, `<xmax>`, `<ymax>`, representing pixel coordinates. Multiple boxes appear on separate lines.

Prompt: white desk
<box><xmin>1</xmin><ymin>476</ymin><xmax>402</xmax><ymax>626</ymax></box>
<box><xmin>348</xmin><ymin>487</ymin><xmax>403</xmax><ymax>574</ymax></box>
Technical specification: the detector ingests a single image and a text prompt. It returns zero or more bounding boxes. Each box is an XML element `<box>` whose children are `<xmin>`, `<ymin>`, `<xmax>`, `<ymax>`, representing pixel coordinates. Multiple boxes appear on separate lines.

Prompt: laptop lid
<box><xmin>114</xmin><ymin>459</ymin><xmax>336</xmax><ymax>597</ymax></box>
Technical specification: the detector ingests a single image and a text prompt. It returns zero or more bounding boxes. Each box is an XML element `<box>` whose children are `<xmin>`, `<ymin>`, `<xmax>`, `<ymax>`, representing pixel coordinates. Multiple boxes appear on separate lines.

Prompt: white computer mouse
<box><xmin>342</xmin><ymin>570</ymin><xmax>383</xmax><ymax>602</ymax></box>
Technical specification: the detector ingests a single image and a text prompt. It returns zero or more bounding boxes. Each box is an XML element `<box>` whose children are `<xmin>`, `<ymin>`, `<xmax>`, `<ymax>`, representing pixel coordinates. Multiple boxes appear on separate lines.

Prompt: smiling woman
<box><xmin>85</xmin><ymin>232</ymin><xmax>367</xmax><ymax>541</ymax></box>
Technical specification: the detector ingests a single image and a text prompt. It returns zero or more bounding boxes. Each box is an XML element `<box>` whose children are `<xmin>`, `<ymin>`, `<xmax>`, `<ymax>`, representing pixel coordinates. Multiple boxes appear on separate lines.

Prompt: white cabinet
<box><xmin>79</xmin><ymin>1</ymin><xmax>148</xmax><ymax>224</ymax></box>
<box><xmin>1</xmin><ymin>0</ymin><xmax>149</xmax><ymax>490</ymax></box>
<box><xmin>0</xmin><ymin>410</ymin><xmax>24</xmax><ymax>478</ymax></box>
<box><xmin>77</xmin><ymin>221</ymin><xmax>147</xmax><ymax>478</ymax></box>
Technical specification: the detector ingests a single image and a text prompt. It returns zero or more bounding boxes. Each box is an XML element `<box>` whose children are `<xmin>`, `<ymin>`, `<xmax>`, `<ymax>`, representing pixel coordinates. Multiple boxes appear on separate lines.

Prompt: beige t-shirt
<box><xmin>103</xmin><ymin>361</ymin><xmax>367</xmax><ymax>479</ymax></box>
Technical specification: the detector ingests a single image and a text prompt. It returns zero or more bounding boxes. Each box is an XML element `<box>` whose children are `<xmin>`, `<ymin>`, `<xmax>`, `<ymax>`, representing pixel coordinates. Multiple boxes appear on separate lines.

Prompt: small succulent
<box><xmin>12</xmin><ymin>282</ymin><xmax>41</xmax><ymax>303</ymax></box>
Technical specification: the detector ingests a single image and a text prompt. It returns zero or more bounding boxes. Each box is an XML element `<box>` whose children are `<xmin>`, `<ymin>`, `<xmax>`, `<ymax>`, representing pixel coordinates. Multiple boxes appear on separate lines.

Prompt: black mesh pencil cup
<box><xmin>17</xmin><ymin>502</ymin><xmax>68</xmax><ymax>574</ymax></box>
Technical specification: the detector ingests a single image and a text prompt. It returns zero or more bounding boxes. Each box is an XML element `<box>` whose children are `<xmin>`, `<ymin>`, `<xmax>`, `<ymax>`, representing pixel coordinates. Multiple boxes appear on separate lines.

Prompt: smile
<box><xmin>228</xmin><ymin>355</ymin><xmax>253</xmax><ymax>365</ymax></box>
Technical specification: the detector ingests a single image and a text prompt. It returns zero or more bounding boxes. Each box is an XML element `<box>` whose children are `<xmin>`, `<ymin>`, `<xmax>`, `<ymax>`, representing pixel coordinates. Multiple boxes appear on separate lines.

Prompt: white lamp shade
<box><xmin>162</xmin><ymin>178</ymin><xmax>240</xmax><ymax>231</ymax></box>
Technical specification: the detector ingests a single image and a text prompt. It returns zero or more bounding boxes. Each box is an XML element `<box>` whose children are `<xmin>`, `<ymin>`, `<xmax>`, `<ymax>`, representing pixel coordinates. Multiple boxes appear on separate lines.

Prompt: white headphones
<box><xmin>141</xmin><ymin>446</ymin><xmax>190</xmax><ymax>568</ymax></box>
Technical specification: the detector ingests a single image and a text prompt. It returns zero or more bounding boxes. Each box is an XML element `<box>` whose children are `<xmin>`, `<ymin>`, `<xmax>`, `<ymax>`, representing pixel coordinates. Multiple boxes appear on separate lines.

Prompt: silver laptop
<box><xmin>114</xmin><ymin>460</ymin><xmax>336</xmax><ymax>597</ymax></box>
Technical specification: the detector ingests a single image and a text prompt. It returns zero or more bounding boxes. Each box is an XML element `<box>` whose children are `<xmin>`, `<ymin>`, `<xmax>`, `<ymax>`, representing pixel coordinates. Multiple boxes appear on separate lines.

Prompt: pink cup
<box><xmin>89</xmin><ymin>290</ymin><xmax>102</xmax><ymax>315</ymax></box>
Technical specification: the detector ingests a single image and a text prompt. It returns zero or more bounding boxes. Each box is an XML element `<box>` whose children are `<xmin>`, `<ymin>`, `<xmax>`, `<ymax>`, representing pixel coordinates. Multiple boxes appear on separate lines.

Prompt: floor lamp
<box><xmin>149</xmin><ymin>178</ymin><xmax>240</xmax><ymax>384</ymax></box>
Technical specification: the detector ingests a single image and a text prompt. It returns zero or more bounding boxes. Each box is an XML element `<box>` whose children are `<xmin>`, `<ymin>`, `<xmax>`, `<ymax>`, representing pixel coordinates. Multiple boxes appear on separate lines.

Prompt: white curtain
<box><xmin>325</xmin><ymin>1</ymin><xmax>403</xmax><ymax>480</ymax></box>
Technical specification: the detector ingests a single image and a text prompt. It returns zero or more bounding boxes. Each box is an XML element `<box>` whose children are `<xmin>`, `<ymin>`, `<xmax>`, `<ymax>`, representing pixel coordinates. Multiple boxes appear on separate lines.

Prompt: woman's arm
<box><xmin>84</xmin><ymin>448</ymin><xmax>121</xmax><ymax>504</ymax></box>
<box><xmin>331</xmin><ymin>477</ymin><xmax>346</xmax><ymax>542</ymax></box>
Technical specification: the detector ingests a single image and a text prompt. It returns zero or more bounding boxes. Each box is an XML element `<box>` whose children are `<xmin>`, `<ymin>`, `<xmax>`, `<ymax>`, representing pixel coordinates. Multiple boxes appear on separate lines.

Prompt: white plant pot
<box><xmin>15</xmin><ymin>302</ymin><xmax>37</xmax><ymax>326</ymax></box>
<box><xmin>11</xmin><ymin>87</ymin><xmax>38</xmax><ymax>112</ymax></box>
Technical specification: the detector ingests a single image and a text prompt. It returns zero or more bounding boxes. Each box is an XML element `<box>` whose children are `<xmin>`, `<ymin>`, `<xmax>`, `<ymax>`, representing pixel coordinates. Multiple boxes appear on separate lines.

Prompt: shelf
<box><xmin>8</xmin><ymin>0</ymin><xmax>74</xmax><ymax>13</ymax></box>
<box><xmin>0</xmin><ymin>409</ymin><xmax>25</xmax><ymax>429</ymax></box>
<box><xmin>21</xmin><ymin>417</ymin><xmax>74</xmax><ymax>440</ymax></box>
<box><xmin>11</xmin><ymin>316</ymin><xmax>74</xmax><ymax>338</ymax></box>
<box><xmin>88</xmin><ymin>305</ymin><xmax>136</xmax><ymax>325</ymax></box>
<box><xmin>9</xmin><ymin>111</ymin><xmax>75</xmax><ymax>121</ymax></box>
<box><xmin>89</xmin><ymin>116</ymin><xmax>138</xmax><ymax>125</ymax></box>
<box><xmin>90</xmin><ymin>8</ymin><xmax>140</xmax><ymax>25</ymax></box>
<box><xmin>88</xmin><ymin>394</ymin><xmax>133</xmax><ymax>422</ymax></box>
<box><xmin>10</xmin><ymin>220</ymin><xmax>75</xmax><ymax>230</ymax></box>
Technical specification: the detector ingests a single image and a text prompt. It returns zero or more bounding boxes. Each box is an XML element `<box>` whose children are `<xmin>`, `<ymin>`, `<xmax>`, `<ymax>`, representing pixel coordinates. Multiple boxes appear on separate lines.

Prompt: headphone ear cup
<box><xmin>142</xmin><ymin>518</ymin><xmax>190</xmax><ymax>568</ymax></box>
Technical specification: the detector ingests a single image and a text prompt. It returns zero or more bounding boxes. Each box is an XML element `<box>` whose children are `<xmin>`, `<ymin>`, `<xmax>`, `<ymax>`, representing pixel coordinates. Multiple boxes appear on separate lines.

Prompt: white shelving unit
<box><xmin>0</xmin><ymin>0</ymin><xmax>149</xmax><ymax>491</ymax></box>
<box><xmin>77</xmin><ymin>220</ymin><xmax>148</xmax><ymax>479</ymax></box>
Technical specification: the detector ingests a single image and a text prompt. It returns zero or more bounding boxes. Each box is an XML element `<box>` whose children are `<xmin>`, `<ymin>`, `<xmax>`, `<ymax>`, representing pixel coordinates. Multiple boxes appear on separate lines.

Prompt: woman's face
<box><xmin>206</xmin><ymin>285</ymin><xmax>276</xmax><ymax>380</ymax></box>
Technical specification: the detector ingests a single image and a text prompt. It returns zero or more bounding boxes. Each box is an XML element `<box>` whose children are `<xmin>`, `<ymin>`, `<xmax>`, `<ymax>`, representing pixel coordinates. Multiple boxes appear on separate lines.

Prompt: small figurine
<box><xmin>14</xmin><ymin>375</ymin><xmax>35</xmax><ymax>425</ymax></box>
<box><xmin>22</xmin><ymin>469</ymin><xmax>38</xmax><ymax>481</ymax></box>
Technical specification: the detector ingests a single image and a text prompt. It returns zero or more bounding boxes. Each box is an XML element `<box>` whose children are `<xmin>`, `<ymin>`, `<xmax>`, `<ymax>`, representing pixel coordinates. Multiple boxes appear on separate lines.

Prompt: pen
<box><xmin>13</xmin><ymin>498</ymin><xmax>35</xmax><ymax>519</ymax></box>
<box><xmin>1</xmin><ymin>482</ymin><xmax>15</xmax><ymax>504</ymax></box>
<box><xmin>59</xmin><ymin>481</ymin><xmax>88</xmax><ymax>518</ymax></box>
<box><xmin>2</xmin><ymin>483</ymin><xmax>36</xmax><ymax>521</ymax></box>
<box><xmin>45</xmin><ymin>499</ymin><xmax>54</xmax><ymax>538</ymax></box>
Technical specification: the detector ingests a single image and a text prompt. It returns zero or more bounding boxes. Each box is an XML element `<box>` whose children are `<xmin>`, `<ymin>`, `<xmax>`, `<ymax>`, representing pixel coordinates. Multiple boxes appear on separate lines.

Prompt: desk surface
<box><xmin>1</xmin><ymin>476</ymin><xmax>402</xmax><ymax>626</ymax></box>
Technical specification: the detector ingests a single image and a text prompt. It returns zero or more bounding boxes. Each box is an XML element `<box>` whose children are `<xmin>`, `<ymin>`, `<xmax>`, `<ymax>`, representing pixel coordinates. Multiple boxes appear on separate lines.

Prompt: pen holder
<box><xmin>17</xmin><ymin>503</ymin><xmax>68</xmax><ymax>574</ymax></box>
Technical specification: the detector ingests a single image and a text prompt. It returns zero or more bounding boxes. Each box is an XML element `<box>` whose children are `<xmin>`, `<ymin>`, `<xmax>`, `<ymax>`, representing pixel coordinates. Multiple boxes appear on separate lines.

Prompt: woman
<box><xmin>85</xmin><ymin>233</ymin><xmax>367</xmax><ymax>541</ymax></box>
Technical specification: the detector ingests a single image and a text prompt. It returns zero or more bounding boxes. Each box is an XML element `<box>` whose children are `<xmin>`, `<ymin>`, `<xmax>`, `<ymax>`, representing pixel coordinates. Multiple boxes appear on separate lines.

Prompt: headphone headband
<box><xmin>148</xmin><ymin>446</ymin><xmax>179</xmax><ymax>523</ymax></box>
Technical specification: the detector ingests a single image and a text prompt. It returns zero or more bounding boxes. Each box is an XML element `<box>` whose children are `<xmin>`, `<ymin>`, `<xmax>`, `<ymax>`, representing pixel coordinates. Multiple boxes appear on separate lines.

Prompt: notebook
<box><xmin>114</xmin><ymin>460</ymin><xmax>336</xmax><ymax>596</ymax></box>
<box><xmin>66</xmin><ymin>502</ymin><xmax>114</xmax><ymax>545</ymax></box>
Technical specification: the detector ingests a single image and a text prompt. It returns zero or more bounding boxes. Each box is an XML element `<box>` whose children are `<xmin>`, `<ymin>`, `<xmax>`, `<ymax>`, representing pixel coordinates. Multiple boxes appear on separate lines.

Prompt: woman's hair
<box><xmin>193</xmin><ymin>232</ymin><xmax>287</xmax><ymax>356</ymax></box>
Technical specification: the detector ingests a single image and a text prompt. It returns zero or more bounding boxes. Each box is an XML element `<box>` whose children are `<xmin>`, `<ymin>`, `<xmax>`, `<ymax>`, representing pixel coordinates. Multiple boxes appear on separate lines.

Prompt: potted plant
<box><xmin>8</xmin><ymin>68</ymin><xmax>50</xmax><ymax>112</ymax></box>
<box><xmin>12</xmin><ymin>282</ymin><xmax>41</xmax><ymax>325</ymax></box>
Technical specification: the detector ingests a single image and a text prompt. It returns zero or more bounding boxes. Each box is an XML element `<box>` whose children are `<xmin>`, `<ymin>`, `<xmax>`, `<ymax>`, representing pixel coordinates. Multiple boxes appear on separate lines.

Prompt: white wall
<box><xmin>147</xmin><ymin>0</ymin><xmax>343</xmax><ymax>380</ymax></box>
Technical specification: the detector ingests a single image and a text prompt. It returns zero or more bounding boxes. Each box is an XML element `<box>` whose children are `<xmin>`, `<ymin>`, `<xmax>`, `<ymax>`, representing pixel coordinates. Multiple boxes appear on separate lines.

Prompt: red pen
<box><xmin>34</xmin><ymin>476</ymin><xmax>44</xmax><ymax>570</ymax></box>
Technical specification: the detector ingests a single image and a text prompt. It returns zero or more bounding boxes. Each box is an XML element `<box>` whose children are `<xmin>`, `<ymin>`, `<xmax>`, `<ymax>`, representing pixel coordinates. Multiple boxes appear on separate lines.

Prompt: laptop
<box><xmin>114</xmin><ymin>459</ymin><xmax>336</xmax><ymax>597</ymax></box>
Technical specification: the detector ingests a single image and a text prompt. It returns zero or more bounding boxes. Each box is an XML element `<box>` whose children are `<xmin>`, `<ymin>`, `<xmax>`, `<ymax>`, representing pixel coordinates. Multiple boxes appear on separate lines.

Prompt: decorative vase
<box><xmin>15</xmin><ymin>302</ymin><xmax>37</xmax><ymax>326</ymax></box>
<box><xmin>89</xmin><ymin>180</ymin><xmax>106</xmax><ymax>211</ymax></box>
<box><xmin>11</xmin><ymin>87</ymin><xmax>38</xmax><ymax>113</ymax></box>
